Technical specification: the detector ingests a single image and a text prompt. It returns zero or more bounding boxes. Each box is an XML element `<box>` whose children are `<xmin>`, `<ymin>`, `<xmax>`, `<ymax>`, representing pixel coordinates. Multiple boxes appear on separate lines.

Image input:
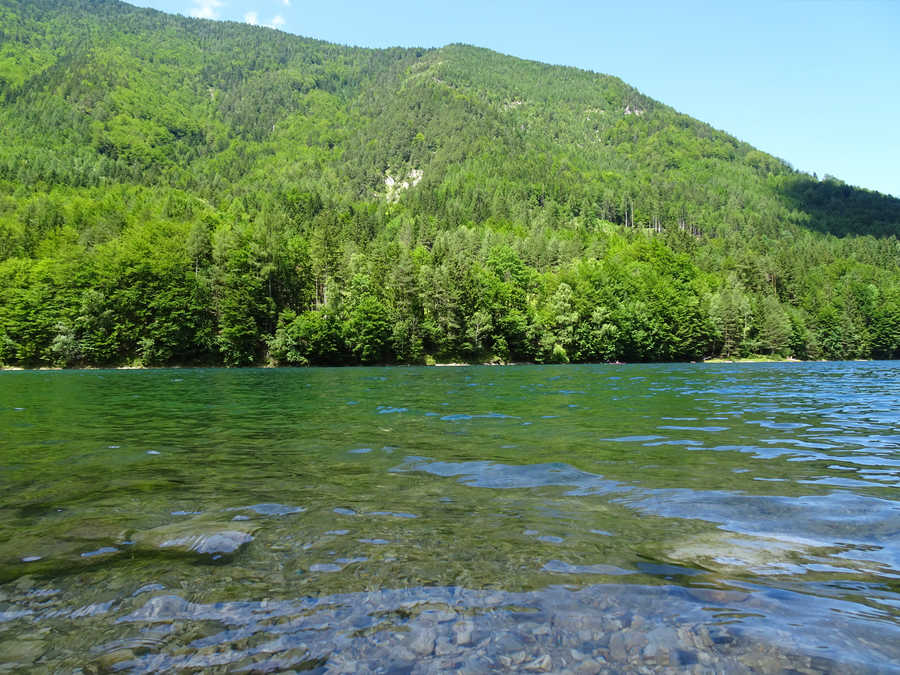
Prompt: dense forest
<box><xmin>0</xmin><ymin>0</ymin><xmax>898</xmax><ymax>367</ymax></box>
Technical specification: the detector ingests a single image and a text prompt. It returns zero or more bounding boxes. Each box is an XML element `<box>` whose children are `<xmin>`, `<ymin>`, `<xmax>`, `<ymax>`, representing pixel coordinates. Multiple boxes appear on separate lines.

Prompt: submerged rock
<box><xmin>542</xmin><ymin>559</ymin><xmax>634</xmax><ymax>576</ymax></box>
<box><xmin>129</xmin><ymin>517</ymin><xmax>259</xmax><ymax>557</ymax></box>
<box><xmin>160</xmin><ymin>531</ymin><xmax>254</xmax><ymax>555</ymax></box>
<box><xmin>661</xmin><ymin>531</ymin><xmax>822</xmax><ymax>575</ymax></box>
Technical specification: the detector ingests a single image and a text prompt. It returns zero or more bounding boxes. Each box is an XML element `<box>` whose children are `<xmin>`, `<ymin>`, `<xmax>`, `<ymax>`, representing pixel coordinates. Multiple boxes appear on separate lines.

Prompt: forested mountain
<box><xmin>1</xmin><ymin>0</ymin><xmax>898</xmax><ymax>367</ymax></box>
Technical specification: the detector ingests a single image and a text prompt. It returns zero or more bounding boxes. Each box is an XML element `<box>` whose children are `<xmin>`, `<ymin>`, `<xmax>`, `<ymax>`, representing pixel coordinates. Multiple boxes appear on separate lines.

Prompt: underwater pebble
<box><xmin>524</xmin><ymin>654</ymin><xmax>552</xmax><ymax>671</ymax></box>
<box><xmin>453</xmin><ymin>620</ymin><xmax>474</xmax><ymax>645</ymax></box>
<box><xmin>0</xmin><ymin>582</ymin><xmax>882</xmax><ymax>673</ymax></box>
<box><xmin>410</xmin><ymin>628</ymin><xmax>436</xmax><ymax>656</ymax></box>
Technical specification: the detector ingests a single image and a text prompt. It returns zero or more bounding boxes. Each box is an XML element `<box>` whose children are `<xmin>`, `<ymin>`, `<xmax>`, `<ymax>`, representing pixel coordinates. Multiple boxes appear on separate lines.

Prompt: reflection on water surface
<box><xmin>1</xmin><ymin>362</ymin><xmax>898</xmax><ymax>672</ymax></box>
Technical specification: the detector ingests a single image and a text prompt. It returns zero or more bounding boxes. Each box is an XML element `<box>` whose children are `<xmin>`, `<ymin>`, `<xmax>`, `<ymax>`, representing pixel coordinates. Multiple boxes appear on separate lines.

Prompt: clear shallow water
<box><xmin>0</xmin><ymin>362</ymin><xmax>898</xmax><ymax>673</ymax></box>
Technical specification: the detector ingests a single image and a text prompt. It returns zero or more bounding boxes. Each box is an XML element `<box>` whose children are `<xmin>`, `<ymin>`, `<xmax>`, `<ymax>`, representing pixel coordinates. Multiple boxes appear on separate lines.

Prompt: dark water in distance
<box><xmin>1</xmin><ymin>362</ymin><xmax>898</xmax><ymax>672</ymax></box>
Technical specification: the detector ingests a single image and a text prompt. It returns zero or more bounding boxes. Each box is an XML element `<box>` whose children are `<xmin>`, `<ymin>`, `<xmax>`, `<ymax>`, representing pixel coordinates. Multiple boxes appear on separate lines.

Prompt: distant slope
<box><xmin>3</xmin><ymin>0</ymin><xmax>898</xmax><ymax>238</ymax></box>
<box><xmin>0</xmin><ymin>0</ymin><xmax>897</xmax><ymax>367</ymax></box>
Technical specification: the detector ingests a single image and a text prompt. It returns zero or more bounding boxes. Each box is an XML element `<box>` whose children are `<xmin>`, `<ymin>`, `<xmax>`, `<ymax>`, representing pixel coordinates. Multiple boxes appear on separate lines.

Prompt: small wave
<box><xmin>367</xmin><ymin>511</ymin><xmax>418</xmax><ymax>519</ymax></box>
<box><xmin>227</xmin><ymin>503</ymin><xmax>305</xmax><ymax>516</ymax></box>
<box><xmin>440</xmin><ymin>412</ymin><xmax>519</xmax><ymax>421</ymax></box>
<box><xmin>80</xmin><ymin>547</ymin><xmax>119</xmax><ymax>558</ymax></box>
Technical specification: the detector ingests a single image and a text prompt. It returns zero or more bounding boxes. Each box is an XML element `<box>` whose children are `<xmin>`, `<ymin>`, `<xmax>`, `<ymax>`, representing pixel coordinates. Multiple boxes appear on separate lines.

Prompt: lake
<box><xmin>1</xmin><ymin>362</ymin><xmax>898</xmax><ymax>672</ymax></box>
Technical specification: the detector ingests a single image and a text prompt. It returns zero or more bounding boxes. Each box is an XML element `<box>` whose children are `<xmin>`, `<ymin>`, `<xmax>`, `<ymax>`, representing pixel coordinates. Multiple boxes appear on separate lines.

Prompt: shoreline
<box><xmin>0</xmin><ymin>357</ymin><xmax>878</xmax><ymax>372</ymax></box>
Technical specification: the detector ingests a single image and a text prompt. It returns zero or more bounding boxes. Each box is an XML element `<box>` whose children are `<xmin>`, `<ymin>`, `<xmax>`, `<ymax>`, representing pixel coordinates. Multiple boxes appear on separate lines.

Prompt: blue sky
<box><xmin>129</xmin><ymin>1</ymin><xmax>900</xmax><ymax>198</ymax></box>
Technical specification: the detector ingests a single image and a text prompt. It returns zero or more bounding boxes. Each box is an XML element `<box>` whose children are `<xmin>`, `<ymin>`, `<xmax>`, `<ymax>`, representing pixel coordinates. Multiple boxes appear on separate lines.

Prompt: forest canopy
<box><xmin>1</xmin><ymin>0</ymin><xmax>898</xmax><ymax>367</ymax></box>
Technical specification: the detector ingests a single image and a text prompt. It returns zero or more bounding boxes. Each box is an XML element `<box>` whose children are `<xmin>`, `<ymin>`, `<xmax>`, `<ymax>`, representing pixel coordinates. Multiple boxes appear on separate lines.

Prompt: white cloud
<box><xmin>188</xmin><ymin>2</ymin><xmax>283</xmax><ymax>29</ymax></box>
<box><xmin>281</xmin><ymin>0</ymin><xmax>291</xmax><ymax>6</ymax></box>
<box><xmin>242</xmin><ymin>13</ymin><xmax>285</xmax><ymax>29</ymax></box>
<box><xmin>188</xmin><ymin>0</ymin><xmax>222</xmax><ymax>19</ymax></box>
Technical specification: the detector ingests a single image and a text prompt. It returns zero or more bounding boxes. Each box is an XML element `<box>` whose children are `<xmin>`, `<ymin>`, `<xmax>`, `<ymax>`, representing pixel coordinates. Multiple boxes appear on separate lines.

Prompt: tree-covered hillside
<box><xmin>1</xmin><ymin>0</ymin><xmax>898</xmax><ymax>367</ymax></box>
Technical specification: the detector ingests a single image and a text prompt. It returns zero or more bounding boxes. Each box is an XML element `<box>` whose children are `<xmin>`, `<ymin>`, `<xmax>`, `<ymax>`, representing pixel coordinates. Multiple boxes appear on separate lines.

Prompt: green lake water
<box><xmin>1</xmin><ymin>362</ymin><xmax>898</xmax><ymax>672</ymax></box>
